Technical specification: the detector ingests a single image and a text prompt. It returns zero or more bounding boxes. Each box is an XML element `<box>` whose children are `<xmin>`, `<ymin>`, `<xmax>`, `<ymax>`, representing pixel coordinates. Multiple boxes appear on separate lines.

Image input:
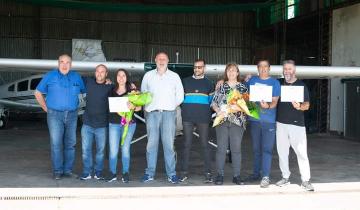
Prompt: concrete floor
<box><xmin>0</xmin><ymin>116</ymin><xmax>359</xmax><ymax>187</ymax></box>
<box><xmin>0</xmin><ymin>117</ymin><xmax>360</xmax><ymax>210</ymax></box>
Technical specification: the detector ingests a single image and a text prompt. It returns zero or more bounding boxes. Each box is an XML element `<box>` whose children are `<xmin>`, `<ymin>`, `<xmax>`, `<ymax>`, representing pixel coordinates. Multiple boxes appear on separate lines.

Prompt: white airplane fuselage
<box><xmin>0</xmin><ymin>74</ymin><xmax>86</xmax><ymax>128</ymax></box>
<box><xmin>0</xmin><ymin>74</ymin><xmax>43</xmax><ymax>112</ymax></box>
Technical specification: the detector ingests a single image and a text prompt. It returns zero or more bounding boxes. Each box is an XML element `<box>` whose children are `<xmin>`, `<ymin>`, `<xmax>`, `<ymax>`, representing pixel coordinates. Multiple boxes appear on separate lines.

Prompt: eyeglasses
<box><xmin>194</xmin><ymin>66</ymin><xmax>204</xmax><ymax>69</ymax></box>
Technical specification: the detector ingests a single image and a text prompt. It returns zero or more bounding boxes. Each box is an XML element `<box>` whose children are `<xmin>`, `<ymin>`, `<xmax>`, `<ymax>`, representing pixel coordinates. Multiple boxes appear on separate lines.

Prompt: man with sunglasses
<box><xmin>179</xmin><ymin>59</ymin><xmax>214</xmax><ymax>183</ymax></box>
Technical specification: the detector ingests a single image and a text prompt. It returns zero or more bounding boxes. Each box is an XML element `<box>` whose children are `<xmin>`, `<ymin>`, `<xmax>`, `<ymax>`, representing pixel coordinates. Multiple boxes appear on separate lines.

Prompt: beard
<box><xmin>284</xmin><ymin>74</ymin><xmax>292</xmax><ymax>82</ymax></box>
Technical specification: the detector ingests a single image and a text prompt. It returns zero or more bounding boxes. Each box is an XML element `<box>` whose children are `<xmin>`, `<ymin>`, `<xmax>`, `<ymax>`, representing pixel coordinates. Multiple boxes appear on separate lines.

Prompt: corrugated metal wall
<box><xmin>0</xmin><ymin>0</ymin><xmax>255</xmax><ymax>84</ymax></box>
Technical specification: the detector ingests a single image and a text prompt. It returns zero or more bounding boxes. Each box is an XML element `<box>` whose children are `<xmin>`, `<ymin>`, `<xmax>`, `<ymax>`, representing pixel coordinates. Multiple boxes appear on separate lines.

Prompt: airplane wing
<box><xmin>0</xmin><ymin>99</ymin><xmax>41</xmax><ymax>110</ymax></box>
<box><xmin>206</xmin><ymin>64</ymin><xmax>360</xmax><ymax>78</ymax></box>
<box><xmin>0</xmin><ymin>58</ymin><xmax>145</xmax><ymax>74</ymax></box>
<box><xmin>1</xmin><ymin>58</ymin><xmax>360</xmax><ymax>78</ymax></box>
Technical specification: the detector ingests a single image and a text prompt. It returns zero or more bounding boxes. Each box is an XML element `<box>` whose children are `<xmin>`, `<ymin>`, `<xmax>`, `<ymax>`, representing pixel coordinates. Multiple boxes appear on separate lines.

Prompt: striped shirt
<box><xmin>181</xmin><ymin>76</ymin><xmax>214</xmax><ymax>123</ymax></box>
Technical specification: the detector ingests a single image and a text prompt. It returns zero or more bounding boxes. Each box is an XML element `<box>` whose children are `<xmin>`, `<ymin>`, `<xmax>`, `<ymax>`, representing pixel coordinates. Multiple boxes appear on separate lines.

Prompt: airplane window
<box><xmin>30</xmin><ymin>78</ymin><xmax>41</xmax><ymax>90</ymax></box>
<box><xmin>8</xmin><ymin>84</ymin><xmax>15</xmax><ymax>91</ymax></box>
<box><xmin>17</xmin><ymin>80</ymin><xmax>29</xmax><ymax>92</ymax></box>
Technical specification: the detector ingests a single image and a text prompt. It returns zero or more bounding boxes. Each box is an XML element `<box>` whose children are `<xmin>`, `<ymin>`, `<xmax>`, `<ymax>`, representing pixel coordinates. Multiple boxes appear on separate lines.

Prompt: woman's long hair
<box><xmin>113</xmin><ymin>68</ymin><xmax>133</xmax><ymax>94</ymax></box>
<box><xmin>223</xmin><ymin>63</ymin><xmax>241</xmax><ymax>82</ymax></box>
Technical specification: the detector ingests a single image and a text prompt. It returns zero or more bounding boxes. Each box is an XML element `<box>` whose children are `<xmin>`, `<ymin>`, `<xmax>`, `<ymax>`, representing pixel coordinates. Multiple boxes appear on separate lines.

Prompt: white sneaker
<box><xmin>276</xmin><ymin>178</ymin><xmax>290</xmax><ymax>187</ymax></box>
<box><xmin>301</xmin><ymin>181</ymin><xmax>314</xmax><ymax>191</ymax></box>
<box><xmin>260</xmin><ymin>177</ymin><xmax>270</xmax><ymax>188</ymax></box>
<box><xmin>79</xmin><ymin>174</ymin><xmax>91</xmax><ymax>180</ymax></box>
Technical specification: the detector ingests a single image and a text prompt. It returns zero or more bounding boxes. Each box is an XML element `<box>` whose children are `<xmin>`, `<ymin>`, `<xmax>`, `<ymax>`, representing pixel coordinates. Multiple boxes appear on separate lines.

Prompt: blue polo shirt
<box><xmin>36</xmin><ymin>69</ymin><xmax>85</xmax><ymax>111</ymax></box>
<box><xmin>247</xmin><ymin>76</ymin><xmax>280</xmax><ymax>123</ymax></box>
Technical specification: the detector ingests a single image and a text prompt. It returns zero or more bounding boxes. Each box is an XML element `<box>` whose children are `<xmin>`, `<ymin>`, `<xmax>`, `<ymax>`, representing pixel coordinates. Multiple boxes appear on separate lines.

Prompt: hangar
<box><xmin>0</xmin><ymin>0</ymin><xmax>359</xmax><ymax>209</ymax></box>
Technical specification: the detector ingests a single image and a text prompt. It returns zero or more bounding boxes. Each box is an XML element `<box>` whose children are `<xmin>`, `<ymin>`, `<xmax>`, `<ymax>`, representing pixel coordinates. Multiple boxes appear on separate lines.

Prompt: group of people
<box><xmin>34</xmin><ymin>52</ymin><xmax>314</xmax><ymax>191</ymax></box>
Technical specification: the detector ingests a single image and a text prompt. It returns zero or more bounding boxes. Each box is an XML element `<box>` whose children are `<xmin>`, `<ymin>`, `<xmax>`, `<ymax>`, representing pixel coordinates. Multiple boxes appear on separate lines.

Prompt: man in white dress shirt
<box><xmin>140</xmin><ymin>52</ymin><xmax>184</xmax><ymax>184</ymax></box>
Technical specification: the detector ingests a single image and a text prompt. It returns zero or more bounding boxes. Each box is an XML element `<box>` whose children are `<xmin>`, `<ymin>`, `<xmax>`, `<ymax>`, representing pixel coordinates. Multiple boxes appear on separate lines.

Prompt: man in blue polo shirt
<box><xmin>35</xmin><ymin>54</ymin><xmax>85</xmax><ymax>180</ymax></box>
<box><xmin>246</xmin><ymin>59</ymin><xmax>280</xmax><ymax>188</ymax></box>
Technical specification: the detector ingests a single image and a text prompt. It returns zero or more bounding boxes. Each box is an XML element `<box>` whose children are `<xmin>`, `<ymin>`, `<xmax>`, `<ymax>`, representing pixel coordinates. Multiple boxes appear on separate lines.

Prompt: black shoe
<box><xmin>232</xmin><ymin>175</ymin><xmax>245</xmax><ymax>185</ymax></box>
<box><xmin>79</xmin><ymin>173</ymin><xmax>92</xmax><ymax>180</ymax></box>
<box><xmin>122</xmin><ymin>173</ymin><xmax>130</xmax><ymax>183</ymax></box>
<box><xmin>94</xmin><ymin>172</ymin><xmax>105</xmax><ymax>180</ymax></box>
<box><xmin>53</xmin><ymin>173</ymin><xmax>62</xmax><ymax>180</ymax></box>
<box><xmin>106</xmin><ymin>174</ymin><xmax>117</xmax><ymax>183</ymax></box>
<box><xmin>204</xmin><ymin>172</ymin><xmax>213</xmax><ymax>183</ymax></box>
<box><xmin>179</xmin><ymin>172</ymin><xmax>188</xmax><ymax>182</ymax></box>
<box><xmin>244</xmin><ymin>174</ymin><xmax>261</xmax><ymax>182</ymax></box>
<box><xmin>214</xmin><ymin>174</ymin><xmax>223</xmax><ymax>185</ymax></box>
<box><xmin>62</xmin><ymin>172</ymin><xmax>78</xmax><ymax>179</ymax></box>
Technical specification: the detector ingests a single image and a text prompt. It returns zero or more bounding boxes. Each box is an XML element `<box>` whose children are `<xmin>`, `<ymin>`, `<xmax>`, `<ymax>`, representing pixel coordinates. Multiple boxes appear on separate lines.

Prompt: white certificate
<box><xmin>249</xmin><ymin>85</ymin><xmax>273</xmax><ymax>102</ymax></box>
<box><xmin>281</xmin><ymin>86</ymin><xmax>304</xmax><ymax>102</ymax></box>
<box><xmin>108</xmin><ymin>97</ymin><xmax>129</xmax><ymax>112</ymax></box>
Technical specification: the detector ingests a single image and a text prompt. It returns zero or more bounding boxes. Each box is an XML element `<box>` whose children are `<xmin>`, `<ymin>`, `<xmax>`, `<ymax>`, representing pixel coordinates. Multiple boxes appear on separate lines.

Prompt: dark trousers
<box><xmin>215</xmin><ymin>121</ymin><xmax>244</xmax><ymax>177</ymax></box>
<box><xmin>181</xmin><ymin>121</ymin><xmax>211</xmax><ymax>174</ymax></box>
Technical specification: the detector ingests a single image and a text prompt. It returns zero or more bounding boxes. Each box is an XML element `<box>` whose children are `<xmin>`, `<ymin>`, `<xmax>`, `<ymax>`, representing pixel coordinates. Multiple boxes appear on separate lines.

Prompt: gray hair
<box><xmin>283</xmin><ymin>59</ymin><xmax>296</xmax><ymax>65</ymax></box>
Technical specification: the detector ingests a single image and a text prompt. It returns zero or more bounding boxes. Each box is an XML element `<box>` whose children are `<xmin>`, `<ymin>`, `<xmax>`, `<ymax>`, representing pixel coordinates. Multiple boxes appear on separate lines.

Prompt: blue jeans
<box><xmin>109</xmin><ymin>123</ymin><xmax>136</xmax><ymax>175</ymax></box>
<box><xmin>46</xmin><ymin>108</ymin><xmax>78</xmax><ymax>175</ymax></box>
<box><xmin>249</xmin><ymin>121</ymin><xmax>276</xmax><ymax>178</ymax></box>
<box><xmin>145</xmin><ymin>110</ymin><xmax>176</xmax><ymax>177</ymax></box>
<box><xmin>81</xmin><ymin>124</ymin><xmax>106</xmax><ymax>175</ymax></box>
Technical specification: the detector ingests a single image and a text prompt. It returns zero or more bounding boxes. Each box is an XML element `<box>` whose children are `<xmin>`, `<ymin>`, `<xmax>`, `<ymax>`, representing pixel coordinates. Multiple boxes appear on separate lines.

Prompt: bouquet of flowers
<box><xmin>212</xmin><ymin>89</ymin><xmax>260</xmax><ymax>127</ymax></box>
<box><xmin>118</xmin><ymin>91</ymin><xmax>152</xmax><ymax>145</ymax></box>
